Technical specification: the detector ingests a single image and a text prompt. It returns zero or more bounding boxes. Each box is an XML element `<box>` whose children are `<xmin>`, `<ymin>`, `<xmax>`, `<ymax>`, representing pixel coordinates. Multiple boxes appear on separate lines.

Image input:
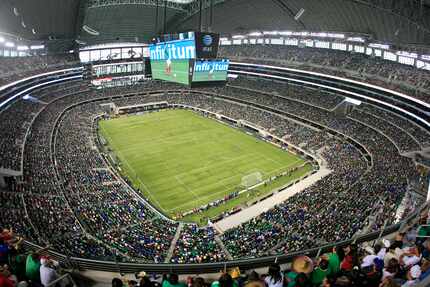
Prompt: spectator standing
<box><xmin>0</xmin><ymin>239</ymin><xmax>11</xmax><ymax>265</ymax></box>
<box><xmin>40</xmin><ymin>258</ymin><xmax>59</xmax><ymax>287</ymax></box>
<box><xmin>25</xmin><ymin>252</ymin><xmax>41</xmax><ymax>283</ymax></box>
<box><xmin>0</xmin><ymin>265</ymin><xmax>16</xmax><ymax>287</ymax></box>
<box><xmin>264</xmin><ymin>264</ymin><xmax>283</xmax><ymax>287</ymax></box>
<box><xmin>163</xmin><ymin>274</ymin><xmax>187</xmax><ymax>287</ymax></box>
<box><xmin>326</xmin><ymin>246</ymin><xmax>343</xmax><ymax>276</ymax></box>
<box><xmin>311</xmin><ymin>257</ymin><xmax>330</xmax><ymax>286</ymax></box>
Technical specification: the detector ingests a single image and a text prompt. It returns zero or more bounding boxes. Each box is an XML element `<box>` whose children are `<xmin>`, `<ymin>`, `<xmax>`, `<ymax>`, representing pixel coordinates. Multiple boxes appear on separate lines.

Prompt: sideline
<box><xmin>213</xmin><ymin>165</ymin><xmax>332</xmax><ymax>233</ymax></box>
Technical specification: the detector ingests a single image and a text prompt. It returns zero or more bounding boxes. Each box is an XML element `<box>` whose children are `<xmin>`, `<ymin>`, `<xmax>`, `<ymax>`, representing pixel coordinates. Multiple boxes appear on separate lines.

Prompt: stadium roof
<box><xmin>0</xmin><ymin>0</ymin><xmax>429</xmax><ymax>51</ymax></box>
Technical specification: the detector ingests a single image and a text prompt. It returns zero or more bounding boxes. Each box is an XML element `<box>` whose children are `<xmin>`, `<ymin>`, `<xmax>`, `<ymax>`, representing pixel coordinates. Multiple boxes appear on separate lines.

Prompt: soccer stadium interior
<box><xmin>1</xmin><ymin>0</ymin><xmax>430</xmax><ymax>286</ymax></box>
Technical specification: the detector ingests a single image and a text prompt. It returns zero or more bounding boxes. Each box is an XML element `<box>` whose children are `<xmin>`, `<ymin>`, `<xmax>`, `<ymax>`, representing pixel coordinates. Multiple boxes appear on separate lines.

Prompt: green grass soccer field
<box><xmin>192</xmin><ymin>69</ymin><xmax>228</xmax><ymax>82</ymax></box>
<box><xmin>99</xmin><ymin>109</ymin><xmax>311</xmax><ymax>224</ymax></box>
<box><xmin>151</xmin><ymin>59</ymin><xmax>190</xmax><ymax>85</ymax></box>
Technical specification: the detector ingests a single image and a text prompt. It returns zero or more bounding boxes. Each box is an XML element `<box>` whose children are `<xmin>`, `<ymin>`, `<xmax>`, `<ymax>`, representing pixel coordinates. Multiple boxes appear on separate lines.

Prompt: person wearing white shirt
<box><xmin>40</xmin><ymin>258</ymin><xmax>59</xmax><ymax>287</ymax></box>
<box><xmin>264</xmin><ymin>263</ymin><xmax>283</xmax><ymax>287</ymax></box>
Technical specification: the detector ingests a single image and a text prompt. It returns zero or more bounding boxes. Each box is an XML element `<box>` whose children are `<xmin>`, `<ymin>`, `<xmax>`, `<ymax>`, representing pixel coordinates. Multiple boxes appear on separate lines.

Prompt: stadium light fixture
<box><xmin>248</xmin><ymin>32</ymin><xmax>262</xmax><ymax>37</ymax></box>
<box><xmin>294</xmin><ymin>8</ymin><xmax>305</xmax><ymax>21</ymax></box>
<box><xmin>328</xmin><ymin>33</ymin><xmax>345</xmax><ymax>39</ymax></box>
<box><xmin>30</xmin><ymin>45</ymin><xmax>44</xmax><ymax>50</ymax></box>
<box><xmin>369</xmin><ymin>43</ymin><xmax>389</xmax><ymax>50</ymax></box>
<box><xmin>17</xmin><ymin>45</ymin><xmax>29</xmax><ymax>51</ymax></box>
<box><xmin>0</xmin><ymin>37</ymin><xmax>4</xmax><ymax>43</ymax></box>
<box><xmin>396</xmin><ymin>51</ymin><xmax>418</xmax><ymax>58</ymax></box>
<box><xmin>232</xmin><ymin>35</ymin><xmax>245</xmax><ymax>39</ymax></box>
<box><xmin>278</xmin><ymin>31</ymin><xmax>293</xmax><ymax>36</ymax></box>
<box><xmin>5</xmin><ymin>42</ymin><xmax>15</xmax><ymax>47</ymax></box>
<box><xmin>310</xmin><ymin>32</ymin><xmax>328</xmax><ymax>38</ymax></box>
<box><xmin>347</xmin><ymin>37</ymin><xmax>365</xmax><ymax>42</ymax></box>
<box><xmin>263</xmin><ymin>31</ymin><xmax>278</xmax><ymax>35</ymax></box>
<box><xmin>83</xmin><ymin>25</ymin><xmax>100</xmax><ymax>36</ymax></box>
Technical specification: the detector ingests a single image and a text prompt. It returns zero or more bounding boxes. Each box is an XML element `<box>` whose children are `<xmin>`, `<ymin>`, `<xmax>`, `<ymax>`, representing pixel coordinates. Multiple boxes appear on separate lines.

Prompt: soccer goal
<box><xmin>241</xmin><ymin>172</ymin><xmax>263</xmax><ymax>188</ymax></box>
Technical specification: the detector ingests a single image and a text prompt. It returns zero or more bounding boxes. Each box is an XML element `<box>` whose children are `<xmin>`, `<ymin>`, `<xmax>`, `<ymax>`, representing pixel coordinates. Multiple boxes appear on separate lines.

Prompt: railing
<box><xmin>46</xmin><ymin>273</ymin><xmax>77</xmax><ymax>287</ymax></box>
<box><xmin>21</xmin><ymin>200</ymin><xmax>428</xmax><ymax>274</ymax></box>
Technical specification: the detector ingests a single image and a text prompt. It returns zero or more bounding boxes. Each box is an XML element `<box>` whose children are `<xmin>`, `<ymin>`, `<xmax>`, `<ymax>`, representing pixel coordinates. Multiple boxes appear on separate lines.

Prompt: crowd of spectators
<box><xmin>0</xmin><ymin>228</ymin><xmax>78</xmax><ymax>287</ymax></box>
<box><xmin>226</xmin><ymin>77</ymin><xmax>344</xmax><ymax>110</ymax></box>
<box><xmin>170</xmin><ymin>225</ymin><xmax>226</xmax><ymax>264</ymax></box>
<box><xmin>110</xmin><ymin>217</ymin><xmax>430</xmax><ymax>286</ymax></box>
<box><xmin>0</xmin><ymin>74</ymin><xmax>427</xmax><ymax>268</ymax></box>
<box><xmin>0</xmin><ymin>81</ymin><xmax>88</xmax><ymax>171</ymax></box>
<box><xmin>0</xmin><ymin>54</ymin><xmax>79</xmax><ymax>87</ymax></box>
<box><xmin>219</xmin><ymin>45</ymin><xmax>430</xmax><ymax>103</ymax></box>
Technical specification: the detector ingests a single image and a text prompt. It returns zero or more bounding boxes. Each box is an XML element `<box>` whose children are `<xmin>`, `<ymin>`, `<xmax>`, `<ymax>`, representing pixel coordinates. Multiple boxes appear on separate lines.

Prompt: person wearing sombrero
<box><xmin>285</xmin><ymin>255</ymin><xmax>313</xmax><ymax>287</ymax></box>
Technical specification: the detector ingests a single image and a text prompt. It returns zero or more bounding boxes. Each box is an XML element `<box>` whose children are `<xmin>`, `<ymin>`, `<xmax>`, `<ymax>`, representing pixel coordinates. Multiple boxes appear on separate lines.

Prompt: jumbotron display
<box><xmin>151</xmin><ymin>59</ymin><xmax>191</xmax><ymax>85</ymax></box>
<box><xmin>192</xmin><ymin>59</ymin><xmax>230</xmax><ymax>82</ymax></box>
<box><xmin>149</xmin><ymin>31</ymin><xmax>228</xmax><ymax>86</ymax></box>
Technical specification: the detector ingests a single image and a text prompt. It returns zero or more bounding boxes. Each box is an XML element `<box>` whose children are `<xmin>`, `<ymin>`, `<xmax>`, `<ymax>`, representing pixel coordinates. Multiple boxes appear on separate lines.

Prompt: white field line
<box><xmin>165</xmin><ymin>158</ymin><xmax>306</xmax><ymax>213</ymax></box>
<box><xmin>99</xmin><ymin>125</ymin><xmax>166</xmax><ymax>212</ymax></box>
<box><xmin>101</xmin><ymin>116</ymin><xmax>305</xmax><ymax>216</ymax></box>
<box><xmin>174</xmin><ymin>175</ymin><xmax>200</xmax><ymax>200</ymax></box>
<box><xmin>167</xmin><ymin>171</ymin><xmax>240</xmax><ymax>210</ymax></box>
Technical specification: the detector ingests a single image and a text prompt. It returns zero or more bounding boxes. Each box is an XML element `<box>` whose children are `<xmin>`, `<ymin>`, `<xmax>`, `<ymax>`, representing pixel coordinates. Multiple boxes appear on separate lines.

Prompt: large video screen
<box><xmin>149</xmin><ymin>39</ymin><xmax>196</xmax><ymax>61</ymax></box>
<box><xmin>192</xmin><ymin>59</ymin><xmax>229</xmax><ymax>82</ymax></box>
<box><xmin>151</xmin><ymin>59</ymin><xmax>191</xmax><ymax>85</ymax></box>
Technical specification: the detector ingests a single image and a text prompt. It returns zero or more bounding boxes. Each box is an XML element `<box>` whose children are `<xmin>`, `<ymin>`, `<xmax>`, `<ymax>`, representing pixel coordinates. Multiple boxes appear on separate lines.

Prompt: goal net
<box><xmin>241</xmin><ymin>172</ymin><xmax>263</xmax><ymax>188</ymax></box>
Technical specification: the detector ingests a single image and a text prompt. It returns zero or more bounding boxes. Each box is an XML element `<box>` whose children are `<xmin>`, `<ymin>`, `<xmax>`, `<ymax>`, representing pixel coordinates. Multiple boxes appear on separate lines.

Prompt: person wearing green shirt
<box><xmin>25</xmin><ymin>253</ymin><xmax>41</xmax><ymax>282</ymax></box>
<box><xmin>162</xmin><ymin>274</ymin><xmax>187</xmax><ymax>287</ymax></box>
<box><xmin>327</xmin><ymin>246</ymin><xmax>344</xmax><ymax>276</ymax></box>
<box><xmin>311</xmin><ymin>258</ymin><xmax>329</xmax><ymax>287</ymax></box>
<box><xmin>285</xmin><ymin>271</ymin><xmax>298</xmax><ymax>287</ymax></box>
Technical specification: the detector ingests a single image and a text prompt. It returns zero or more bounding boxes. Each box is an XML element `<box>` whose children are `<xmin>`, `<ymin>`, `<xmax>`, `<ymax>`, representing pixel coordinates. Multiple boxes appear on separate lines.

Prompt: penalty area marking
<box><xmin>165</xmin><ymin>157</ymin><xmax>307</xmax><ymax>214</ymax></box>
